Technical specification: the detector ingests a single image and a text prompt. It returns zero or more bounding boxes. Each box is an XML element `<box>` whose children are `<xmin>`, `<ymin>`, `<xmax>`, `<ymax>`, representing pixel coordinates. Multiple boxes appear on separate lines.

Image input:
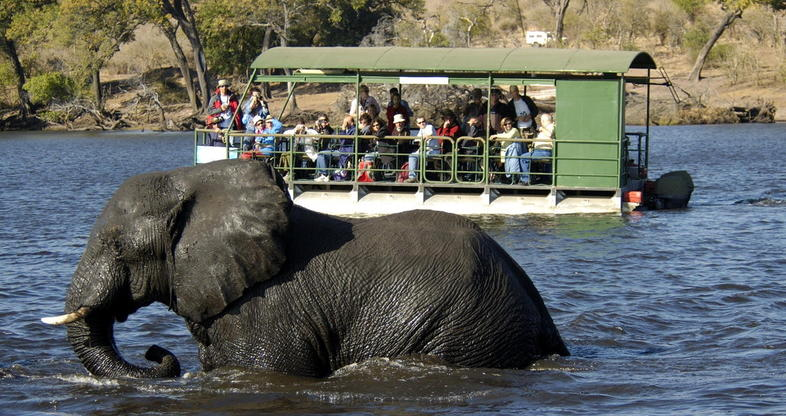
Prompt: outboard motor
<box><xmin>647</xmin><ymin>170</ymin><xmax>694</xmax><ymax>209</ymax></box>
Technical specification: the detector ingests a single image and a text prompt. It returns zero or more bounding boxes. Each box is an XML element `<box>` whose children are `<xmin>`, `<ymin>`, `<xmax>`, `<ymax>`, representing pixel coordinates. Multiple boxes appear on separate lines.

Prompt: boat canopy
<box><xmin>250</xmin><ymin>47</ymin><xmax>656</xmax><ymax>75</ymax></box>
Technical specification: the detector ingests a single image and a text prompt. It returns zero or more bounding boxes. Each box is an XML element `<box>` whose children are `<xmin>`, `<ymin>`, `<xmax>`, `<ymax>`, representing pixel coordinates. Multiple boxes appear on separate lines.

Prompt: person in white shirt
<box><xmin>506</xmin><ymin>85</ymin><xmax>539</xmax><ymax>133</ymax></box>
<box><xmin>283</xmin><ymin>122</ymin><xmax>319</xmax><ymax>179</ymax></box>
<box><xmin>520</xmin><ymin>113</ymin><xmax>555</xmax><ymax>184</ymax></box>
<box><xmin>405</xmin><ymin>117</ymin><xmax>438</xmax><ymax>182</ymax></box>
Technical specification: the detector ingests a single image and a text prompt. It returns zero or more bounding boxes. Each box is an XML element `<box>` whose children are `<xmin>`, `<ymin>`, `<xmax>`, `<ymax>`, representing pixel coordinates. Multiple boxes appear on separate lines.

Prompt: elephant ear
<box><xmin>169</xmin><ymin>160</ymin><xmax>291</xmax><ymax>323</ymax></box>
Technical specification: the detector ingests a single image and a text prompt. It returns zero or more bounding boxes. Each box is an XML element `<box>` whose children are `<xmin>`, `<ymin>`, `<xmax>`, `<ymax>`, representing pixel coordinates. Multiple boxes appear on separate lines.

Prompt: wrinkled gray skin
<box><xmin>62</xmin><ymin>159</ymin><xmax>568</xmax><ymax>378</ymax></box>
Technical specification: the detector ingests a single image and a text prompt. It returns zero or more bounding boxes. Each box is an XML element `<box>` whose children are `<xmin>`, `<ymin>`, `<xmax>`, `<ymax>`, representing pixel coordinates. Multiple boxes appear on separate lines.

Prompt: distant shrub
<box><xmin>152</xmin><ymin>79</ymin><xmax>189</xmax><ymax>106</ymax></box>
<box><xmin>722</xmin><ymin>47</ymin><xmax>759</xmax><ymax>86</ymax></box>
<box><xmin>674</xmin><ymin>105</ymin><xmax>739</xmax><ymax>124</ymax></box>
<box><xmin>682</xmin><ymin>26</ymin><xmax>708</xmax><ymax>59</ymax></box>
<box><xmin>23</xmin><ymin>73</ymin><xmax>76</xmax><ymax>105</ymax></box>
<box><xmin>37</xmin><ymin>110</ymin><xmax>71</xmax><ymax>124</ymax></box>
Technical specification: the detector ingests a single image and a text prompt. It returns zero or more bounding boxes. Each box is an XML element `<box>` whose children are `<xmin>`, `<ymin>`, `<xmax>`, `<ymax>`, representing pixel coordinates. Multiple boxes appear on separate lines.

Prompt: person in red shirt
<box><xmin>386</xmin><ymin>92</ymin><xmax>409</xmax><ymax>134</ymax></box>
<box><xmin>435</xmin><ymin>109</ymin><xmax>463</xmax><ymax>153</ymax></box>
<box><xmin>206</xmin><ymin>79</ymin><xmax>242</xmax><ymax>146</ymax></box>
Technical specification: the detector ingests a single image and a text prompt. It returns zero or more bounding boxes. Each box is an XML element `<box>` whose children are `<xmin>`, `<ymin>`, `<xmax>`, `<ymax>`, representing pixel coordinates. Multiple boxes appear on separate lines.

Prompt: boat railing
<box><xmin>624</xmin><ymin>131</ymin><xmax>649</xmax><ymax>181</ymax></box>
<box><xmin>194</xmin><ymin>128</ymin><xmax>640</xmax><ymax>188</ymax></box>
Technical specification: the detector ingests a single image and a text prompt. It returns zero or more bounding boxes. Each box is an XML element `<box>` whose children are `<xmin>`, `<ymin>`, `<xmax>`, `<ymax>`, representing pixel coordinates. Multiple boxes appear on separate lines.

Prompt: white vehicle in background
<box><xmin>526</xmin><ymin>31</ymin><xmax>553</xmax><ymax>46</ymax></box>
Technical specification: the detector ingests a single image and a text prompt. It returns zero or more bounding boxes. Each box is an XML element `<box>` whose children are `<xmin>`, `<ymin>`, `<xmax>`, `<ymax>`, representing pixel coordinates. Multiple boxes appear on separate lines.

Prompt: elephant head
<box><xmin>42</xmin><ymin>160</ymin><xmax>291</xmax><ymax>377</ymax></box>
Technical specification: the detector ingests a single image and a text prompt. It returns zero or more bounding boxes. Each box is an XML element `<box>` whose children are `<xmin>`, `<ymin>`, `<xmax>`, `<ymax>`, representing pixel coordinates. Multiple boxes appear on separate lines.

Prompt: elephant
<box><xmin>43</xmin><ymin>159</ymin><xmax>568</xmax><ymax>378</ymax></box>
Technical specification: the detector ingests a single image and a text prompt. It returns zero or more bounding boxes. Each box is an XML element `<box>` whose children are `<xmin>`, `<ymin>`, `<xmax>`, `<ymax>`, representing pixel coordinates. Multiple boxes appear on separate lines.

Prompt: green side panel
<box><xmin>555</xmin><ymin>79</ymin><xmax>621</xmax><ymax>188</ymax></box>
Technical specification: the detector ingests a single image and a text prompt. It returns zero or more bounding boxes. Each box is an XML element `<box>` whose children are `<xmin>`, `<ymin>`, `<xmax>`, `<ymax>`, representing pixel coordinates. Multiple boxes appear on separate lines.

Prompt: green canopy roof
<box><xmin>250</xmin><ymin>47</ymin><xmax>656</xmax><ymax>74</ymax></box>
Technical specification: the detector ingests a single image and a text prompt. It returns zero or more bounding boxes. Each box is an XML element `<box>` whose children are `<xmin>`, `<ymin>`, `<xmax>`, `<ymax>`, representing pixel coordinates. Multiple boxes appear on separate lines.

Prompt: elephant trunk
<box><xmin>60</xmin><ymin>242</ymin><xmax>180</xmax><ymax>378</ymax></box>
<box><xmin>66</xmin><ymin>312</ymin><xmax>180</xmax><ymax>378</ymax></box>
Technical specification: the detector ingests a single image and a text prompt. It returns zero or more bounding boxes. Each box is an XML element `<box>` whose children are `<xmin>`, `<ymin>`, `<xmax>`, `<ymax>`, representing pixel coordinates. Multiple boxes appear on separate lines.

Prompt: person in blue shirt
<box><xmin>241</xmin><ymin>87</ymin><xmax>270</xmax><ymax>150</ymax></box>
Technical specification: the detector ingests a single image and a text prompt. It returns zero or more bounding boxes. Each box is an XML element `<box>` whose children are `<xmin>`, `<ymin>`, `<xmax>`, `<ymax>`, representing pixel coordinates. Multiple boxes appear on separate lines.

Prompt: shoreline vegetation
<box><xmin>0</xmin><ymin>0</ymin><xmax>783</xmax><ymax>131</ymax></box>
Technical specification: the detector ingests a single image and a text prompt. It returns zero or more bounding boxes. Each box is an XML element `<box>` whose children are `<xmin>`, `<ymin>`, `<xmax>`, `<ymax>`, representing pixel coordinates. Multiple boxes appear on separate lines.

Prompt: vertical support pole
<box><xmin>617</xmin><ymin>77</ymin><xmax>625</xmax><ymax>188</ymax></box>
<box><xmin>193</xmin><ymin>130</ymin><xmax>198</xmax><ymax>165</ymax></box>
<box><xmin>278</xmin><ymin>81</ymin><xmax>298</xmax><ymax>120</ymax></box>
<box><xmin>353</xmin><ymin>73</ymin><xmax>361</xmax><ymax>184</ymax></box>
<box><xmin>484</xmin><ymin>74</ymin><xmax>492</xmax><ymax>185</ymax></box>
<box><xmin>645</xmin><ymin>69</ymin><xmax>651</xmax><ymax>172</ymax></box>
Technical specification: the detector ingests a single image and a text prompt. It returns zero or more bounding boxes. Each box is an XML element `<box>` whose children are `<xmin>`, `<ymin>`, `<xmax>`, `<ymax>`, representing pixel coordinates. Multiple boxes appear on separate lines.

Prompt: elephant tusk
<box><xmin>41</xmin><ymin>306</ymin><xmax>90</xmax><ymax>325</ymax></box>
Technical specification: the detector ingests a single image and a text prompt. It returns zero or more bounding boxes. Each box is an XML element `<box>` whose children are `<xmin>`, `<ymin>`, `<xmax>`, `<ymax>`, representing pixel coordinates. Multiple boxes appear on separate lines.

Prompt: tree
<box><xmin>542</xmin><ymin>0</ymin><xmax>572</xmax><ymax>45</ymax></box>
<box><xmin>673</xmin><ymin>0</ymin><xmax>710</xmax><ymax>22</ymax></box>
<box><xmin>0</xmin><ymin>0</ymin><xmax>49</xmax><ymax>117</ymax></box>
<box><xmin>130</xmin><ymin>0</ymin><xmax>200</xmax><ymax>112</ymax></box>
<box><xmin>687</xmin><ymin>0</ymin><xmax>785</xmax><ymax>81</ymax></box>
<box><xmin>159</xmin><ymin>0</ymin><xmax>211</xmax><ymax>109</ymax></box>
<box><xmin>457</xmin><ymin>1</ymin><xmax>494</xmax><ymax>46</ymax></box>
<box><xmin>54</xmin><ymin>0</ymin><xmax>143</xmax><ymax>110</ymax></box>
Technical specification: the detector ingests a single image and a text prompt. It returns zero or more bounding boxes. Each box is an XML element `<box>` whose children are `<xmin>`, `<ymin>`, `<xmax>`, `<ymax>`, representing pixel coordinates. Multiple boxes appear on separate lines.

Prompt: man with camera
<box><xmin>241</xmin><ymin>87</ymin><xmax>270</xmax><ymax>150</ymax></box>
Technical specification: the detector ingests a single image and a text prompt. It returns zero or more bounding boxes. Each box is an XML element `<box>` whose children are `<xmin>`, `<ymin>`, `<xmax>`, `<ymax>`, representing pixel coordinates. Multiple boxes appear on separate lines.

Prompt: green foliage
<box><xmin>199</xmin><ymin>24</ymin><xmax>267</xmax><ymax>75</ymax></box>
<box><xmin>579</xmin><ymin>26</ymin><xmax>610</xmax><ymax>49</ymax></box>
<box><xmin>23</xmin><ymin>72</ymin><xmax>76</xmax><ymax>104</ymax></box>
<box><xmin>36</xmin><ymin>109</ymin><xmax>71</xmax><ymax>123</ymax></box>
<box><xmin>52</xmin><ymin>0</ymin><xmax>144</xmax><ymax>87</ymax></box>
<box><xmin>682</xmin><ymin>25</ymin><xmax>709</xmax><ymax>58</ymax></box>
<box><xmin>672</xmin><ymin>0</ymin><xmax>709</xmax><ymax>18</ymax></box>
<box><xmin>0</xmin><ymin>61</ymin><xmax>15</xmax><ymax>86</ymax></box>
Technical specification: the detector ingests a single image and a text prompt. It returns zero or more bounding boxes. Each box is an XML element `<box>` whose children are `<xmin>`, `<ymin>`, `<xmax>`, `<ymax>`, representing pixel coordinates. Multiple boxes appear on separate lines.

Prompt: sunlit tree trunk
<box><xmin>552</xmin><ymin>0</ymin><xmax>570</xmax><ymax>45</ymax></box>
<box><xmin>688</xmin><ymin>9</ymin><xmax>742</xmax><ymax>81</ymax></box>
<box><xmin>261</xmin><ymin>26</ymin><xmax>273</xmax><ymax>100</ymax></box>
<box><xmin>158</xmin><ymin>23</ymin><xmax>199</xmax><ymax>112</ymax></box>
<box><xmin>161</xmin><ymin>0</ymin><xmax>210</xmax><ymax>108</ymax></box>
<box><xmin>0</xmin><ymin>37</ymin><xmax>32</xmax><ymax>118</ymax></box>
<box><xmin>92</xmin><ymin>69</ymin><xmax>103</xmax><ymax>111</ymax></box>
<box><xmin>281</xmin><ymin>4</ymin><xmax>298</xmax><ymax>113</ymax></box>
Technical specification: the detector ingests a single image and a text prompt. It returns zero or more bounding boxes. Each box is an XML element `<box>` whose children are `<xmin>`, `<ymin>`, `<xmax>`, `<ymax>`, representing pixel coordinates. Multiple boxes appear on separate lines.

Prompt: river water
<box><xmin>1</xmin><ymin>124</ymin><xmax>784</xmax><ymax>415</ymax></box>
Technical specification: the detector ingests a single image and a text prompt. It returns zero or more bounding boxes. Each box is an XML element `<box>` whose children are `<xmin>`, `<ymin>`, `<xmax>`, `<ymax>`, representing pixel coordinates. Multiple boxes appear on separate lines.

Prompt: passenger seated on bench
<box><xmin>358</xmin><ymin>112</ymin><xmax>373</xmax><ymax>136</ymax></box>
<box><xmin>520</xmin><ymin>113</ymin><xmax>555</xmax><ymax>184</ymax></box>
<box><xmin>251</xmin><ymin>116</ymin><xmax>274</xmax><ymax>156</ymax></box>
<box><xmin>372</xmin><ymin>118</ymin><xmax>392</xmax><ymax>145</ymax></box>
<box><xmin>315</xmin><ymin>115</ymin><xmax>355</xmax><ymax>182</ymax></box>
<box><xmin>462</xmin><ymin>88</ymin><xmax>487</xmax><ymax>130</ymax></box>
<box><xmin>436</xmin><ymin>109</ymin><xmax>463</xmax><ymax>153</ymax></box>
<box><xmin>367</xmin><ymin>118</ymin><xmax>398</xmax><ymax>181</ymax></box>
<box><xmin>313</xmin><ymin>114</ymin><xmax>334</xmax><ymax>135</ymax></box>
<box><xmin>459</xmin><ymin>116</ymin><xmax>484</xmax><ymax>181</ymax></box>
<box><xmin>259</xmin><ymin>115</ymin><xmax>284</xmax><ymax>156</ymax></box>
<box><xmin>491</xmin><ymin>116</ymin><xmax>526</xmax><ymax>184</ymax></box>
<box><xmin>283</xmin><ymin>121</ymin><xmax>319</xmax><ymax>178</ymax></box>
<box><xmin>405</xmin><ymin>117</ymin><xmax>437</xmax><ymax>183</ymax></box>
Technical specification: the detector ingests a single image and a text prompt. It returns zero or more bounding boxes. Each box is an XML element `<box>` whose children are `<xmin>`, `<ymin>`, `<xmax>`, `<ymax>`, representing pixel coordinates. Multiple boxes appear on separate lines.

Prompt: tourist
<box><xmin>405</xmin><ymin>117</ymin><xmax>438</xmax><ymax>183</ymax></box>
<box><xmin>206</xmin><ymin>79</ymin><xmax>241</xmax><ymax>146</ymax></box>
<box><xmin>491</xmin><ymin>116</ymin><xmax>526</xmax><ymax>184</ymax></box>
<box><xmin>349</xmin><ymin>84</ymin><xmax>381</xmax><ymax>119</ymax></box>
<box><xmin>506</xmin><ymin>85</ymin><xmax>539</xmax><ymax>133</ymax></box>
